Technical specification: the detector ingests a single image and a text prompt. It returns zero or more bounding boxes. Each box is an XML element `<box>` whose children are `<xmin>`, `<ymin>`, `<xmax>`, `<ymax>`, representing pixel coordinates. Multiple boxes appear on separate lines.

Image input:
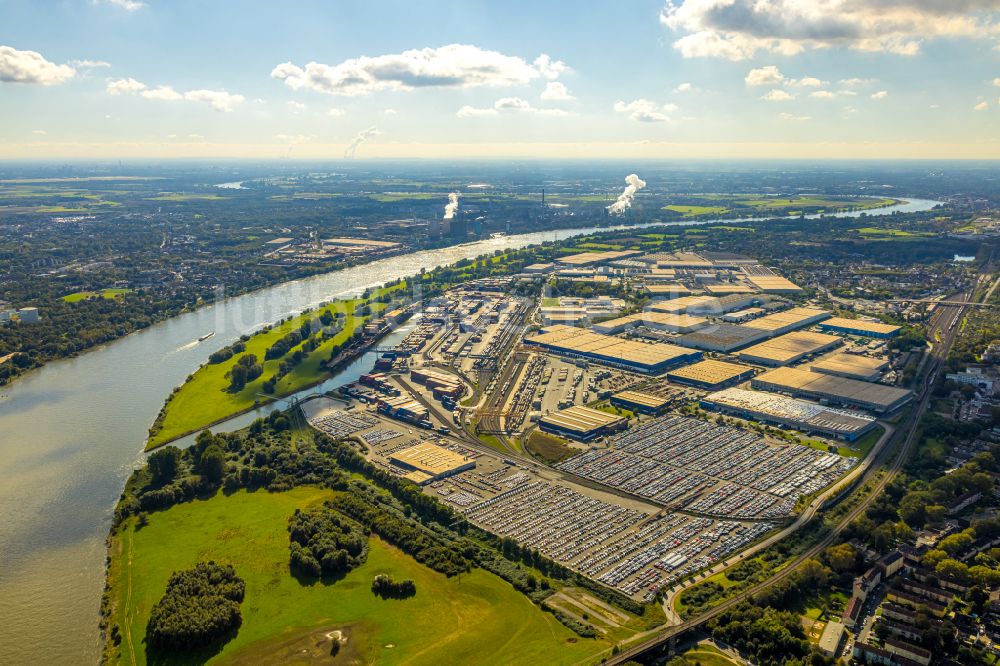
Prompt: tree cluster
<box><xmin>145</xmin><ymin>562</ymin><xmax>245</xmax><ymax>651</ymax></box>
<box><xmin>371</xmin><ymin>574</ymin><xmax>416</xmax><ymax>599</ymax></box>
<box><xmin>288</xmin><ymin>506</ymin><xmax>368</xmax><ymax>578</ymax></box>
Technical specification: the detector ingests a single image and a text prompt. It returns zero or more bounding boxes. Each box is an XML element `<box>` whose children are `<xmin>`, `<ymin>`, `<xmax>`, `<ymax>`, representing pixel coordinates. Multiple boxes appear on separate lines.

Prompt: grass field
<box><xmin>148</xmin><ymin>299</ymin><xmax>370</xmax><ymax>448</ymax></box>
<box><xmin>661</xmin><ymin>204</ymin><xmax>728</xmax><ymax>216</ymax></box>
<box><xmin>147</xmin><ymin>193</ymin><xmax>227</xmax><ymax>201</ymax></box>
<box><xmin>105</xmin><ymin>487</ymin><xmax>610</xmax><ymax>666</ymax></box>
<box><xmin>63</xmin><ymin>288</ymin><xmax>133</xmax><ymax>303</ymax></box>
<box><xmin>679</xmin><ymin>642</ymin><xmax>741</xmax><ymax>666</ymax></box>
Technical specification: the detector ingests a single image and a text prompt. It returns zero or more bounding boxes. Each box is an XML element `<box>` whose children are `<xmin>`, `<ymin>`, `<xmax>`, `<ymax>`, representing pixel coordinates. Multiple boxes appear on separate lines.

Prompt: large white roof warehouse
<box><xmin>752</xmin><ymin>366</ymin><xmax>912</xmax><ymax>413</ymax></box>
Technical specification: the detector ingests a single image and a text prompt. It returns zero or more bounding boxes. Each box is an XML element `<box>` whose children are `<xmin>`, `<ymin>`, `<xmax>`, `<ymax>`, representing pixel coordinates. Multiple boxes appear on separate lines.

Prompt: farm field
<box><xmin>104</xmin><ymin>487</ymin><xmax>610</xmax><ymax>666</ymax></box>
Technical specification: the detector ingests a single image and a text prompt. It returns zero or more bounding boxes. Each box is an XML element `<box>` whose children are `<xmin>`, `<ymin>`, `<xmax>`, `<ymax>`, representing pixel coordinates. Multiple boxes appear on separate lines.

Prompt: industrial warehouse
<box><xmin>817</xmin><ymin>316</ymin><xmax>902</xmax><ymax>338</ymax></box>
<box><xmin>524</xmin><ymin>324</ymin><xmax>702</xmax><ymax>374</ymax></box>
<box><xmin>610</xmin><ymin>389</ymin><xmax>674</xmax><ymax>414</ymax></box>
<box><xmin>591</xmin><ymin>311</ymin><xmax>708</xmax><ymax>335</ymax></box>
<box><xmin>737</xmin><ymin>330</ymin><xmax>843</xmax><ymax>366</ymax></box>
<box><xmin>666</xmin><ymin>359</ymin><xmax>756</xmax><ymax>389</ymax></box>
<box><xmin>538</xmin><ymin>404</ymin><xmax>628</xmax><ymax>441</ymax></box>
<box><xmin>676</xmin><ymin>324</ymin><xmax>769</xmax><ymax>352</ymax></box>
<box><xmin>752</xmin><ymin>366</ymin><xmax>913</xmax><ymax>413</ymax></box>
<box><xmin>808</xmin><ymin>353</ymin><xmax>889</xmax><ymax>381</ymax></box>
<box><xmin>388</xmin><ymin>442</ymin><xmax>476</xmax><ymax>485</ymax></box>
<box><xmin>741</xmin><ymin>306</ymin><xmax>831</xmax><ymax>336</ymax></box>
<box><xmin>701</xmin><ymin>388</ymin><xmax>878</xmax><ymax>441</ymax></box>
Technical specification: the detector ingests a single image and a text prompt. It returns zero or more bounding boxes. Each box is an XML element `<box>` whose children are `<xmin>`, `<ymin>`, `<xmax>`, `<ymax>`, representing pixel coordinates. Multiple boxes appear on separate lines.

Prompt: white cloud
<box><xmin>106</xmin><ymin>77</ymin><xmax>146</xmax><ymax>95</ymax></box>
<box><xmin>745</xmin><ymin>65</ymin><xmax>784</xmax><ymax>86</ymax></box>
<box><xmin>183</xmin><ymin>89</ymin><xmax>244</xmax><ymax>112</ymax></box>
<box><xmin>272</xmin><ymin>44</ymin><xmax>565</xmax><ymax>96</ymax></box>
<box><xmin>141</xmin><ymin>85</ymin><xmax>182</xmax><ymax>101</ymax></box>
<box><xmin>533</xmin><ymin>54</ymin><xmax>569</xmax><ymax>80</ymax></box>
<box><xmin>660</xmin><ymin>0</ymin><xmax>1000</xmax><ymax>60</ymax></box>
<box><xmin>810</xmin><ymin>90</ymin><xmax>837</xmax><ymax>99</ymax></box>
<box><xmin>974</xmin><ymin>101</ymin><xmax>990</xmax><ymax>110</ymax></box>
<box><xmin>993</xmin><ymin>77</ymin><xmax>1000</xmax><ymax>87</ymax></box>
<box><xmin>843</xmin><ymin>105</ymin><xmax>858</xmax><ymax>114</ymax></box>
<box><xmin>761</xmin><ymin>89</ymin><xmax>794</xmax><ymax>102</ymax></box>
<box><xmin>286</xmin><ymin>100</ymin><xmax>306</xmax><ymax>111</ymax></box>
<box><xmin>788</xmin><ymin>76</ymin><xmax>826</xmax><ymax>88</ymax></box>
<box><xmin>674</xmin><ymin>82</ymin><xmax>694</xmax><ymax>93</ymax></box>
<box><xmin>457</xmin><ymin>105</ymin><xmax>499</xmax><ymax>118</ymax></box>
<box><xmin>98</xmin><ymin>0</ymin><xmax>145</xmax><ymax>10</ymax></box>
<box><xmin>778</xmin><ymin>112</ymin><xmax>810</xmax><ymax>121</ymax></box>
<box><xmin>840</xmin><ymin>77</ymin><xmax>878</xmax><ymax>87</ymax></box>
<box><xmin>383</xmin><ymin>108</ymin><xmax>398</xmax><ymax>115</ymax></box>
<box><xmin>837</xmin><ymin>89</ymin><xmax>858</xmax><ymax>96</ymax></box>
<box><xmin>31</xmin><ymin>129</ymin><xmax>47</xmax><ymax>135</ymax></box>
<box><xmin>540</xmin><ymin>81</ymin><xmax>574</xmax><ymax>101</ymax></box>
<box><xmin>70</xmin><ymin>59</ymin><xmax>111</xmax><ymax>69</ymax></box>
<box><xmin>0</xmin><ymin>45</ymin><xmax>76</xmax><ymax>85</ymax></box>
<box><xmin>327</xmin><ymin>107</ymin><xmax>346</xmax><ymax>117</ymax></box>
<box><xmin>871</xmin><ymin>90</ymin><xmax>889</xmax><ymax>100</ymax></box>
<box><xmin>108</xmin><ymin>77</ymin><xmax>244</xmax><ymax>111</ymax></box>
<box><xmin>188</xmin><ymin>133</ymin><xmax>205</xmax><ymax>140</ymax></box>
<box><xmin>458</xmin><ymin>97</ymin><xmax>571</xmax><ymax>118</ymax></box>
<box><xmin>614</xmin><ymin>98</ymin><xmax>674</xmax><ymax>122</ymax></box>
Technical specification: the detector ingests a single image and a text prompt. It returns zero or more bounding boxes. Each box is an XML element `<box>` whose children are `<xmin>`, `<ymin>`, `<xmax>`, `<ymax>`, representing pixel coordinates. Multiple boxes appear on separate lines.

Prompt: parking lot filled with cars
<box><xmin>557</xmin><ymin>414</ymin><xmax>855</xmax><ymax>519</ymax></box>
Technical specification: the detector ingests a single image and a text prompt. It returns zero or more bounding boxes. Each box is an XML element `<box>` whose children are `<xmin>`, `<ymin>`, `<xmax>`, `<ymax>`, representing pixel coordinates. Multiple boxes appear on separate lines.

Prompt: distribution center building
<box><xmin>592</xmin><ymin>312</ymin><xmax>708</xmax><ymax>335</ymax></box>
<box><xmin>666</xmin><ymin>359</ymin><xmax>756</xmax><ymax>390</ymax></box>
<box><xmin>817</xmin><ymin>317</ymin><xmax>901</xmax><ymax>339</ymax></box>
<box><xmin>809</xmin><ymin>353</ymin><xmax>888</xmax><ymax>381</ymax></box>
<box><xmin>737</xmin><ymin>331</ymin><xmax>843</xmax><ymax>367</ymax></box>
<box><xmin>701</xmin><ymin>388</ymin><xmax>877</xmax><ymax>441</ymax></box>
<box><xmin>538</xmin><ymin>405</ymin><xmax>628</xmax><ymax>441</ymax></box>
<box><xmin>389</xmin><ymin>442</ymin><xmax>476</xmax><ymax>485</ymax></box>
<box><xmin>752</xmin><ymin>366</ymin><xmax>912</xmax><ymax>413</ymax></box>
<box><xmin>742</xmin><ymin>307</ymin><xmax>831</xmax><ymax>337</ymax></box>
<box><xmin>675</xmin><ymin>324</ymin><xmax>769</xmax><ymax>353</ymax></box>
<box><xmin>524</xmin><ymin>324</ymin><xmax>702</xmax><ymax>374</ymax></box>
<box><xmin>610</xmin><ymin>390</ymin><xmax>673</xmax><ymax>415</ymax></box>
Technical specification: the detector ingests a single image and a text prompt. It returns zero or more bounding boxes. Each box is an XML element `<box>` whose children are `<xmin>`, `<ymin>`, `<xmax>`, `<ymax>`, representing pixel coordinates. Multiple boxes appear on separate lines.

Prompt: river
<box><xmin>0</xmin><ymin>198</ymin><xmax>938</xmax><ymax>664</ymax></box>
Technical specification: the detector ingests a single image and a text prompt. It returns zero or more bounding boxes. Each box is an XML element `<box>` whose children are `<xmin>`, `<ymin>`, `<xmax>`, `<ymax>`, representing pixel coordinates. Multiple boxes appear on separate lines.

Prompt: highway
<box><xmin>606</xmin><ymin>290</ymin><xmax>972</xmax><ymax>665</ymax></box>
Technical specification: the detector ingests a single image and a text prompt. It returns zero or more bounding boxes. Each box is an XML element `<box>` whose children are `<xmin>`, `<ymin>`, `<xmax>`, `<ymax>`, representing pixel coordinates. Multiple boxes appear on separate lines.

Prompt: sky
<box><xmin>1</xmin><ymin>0</ymin><xmax>1000</xmax><ymax>159</ymax></box>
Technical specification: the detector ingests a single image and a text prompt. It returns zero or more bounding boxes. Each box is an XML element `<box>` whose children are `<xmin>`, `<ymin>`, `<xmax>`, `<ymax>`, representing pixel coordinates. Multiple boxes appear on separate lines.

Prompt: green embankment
<box><xmin>106</xmin><ymin>487</ymin><xmax>608</xmax><ymax>666</ymax></box>
<box><xmin>63</xmin><ymin>288</ymin><xmax>133</xmax><ymax>302</ymax></box>
<box><xmin>147</xmin><ymin>299</ymin><xmax>371</xmax><ymax>449</ymax></box>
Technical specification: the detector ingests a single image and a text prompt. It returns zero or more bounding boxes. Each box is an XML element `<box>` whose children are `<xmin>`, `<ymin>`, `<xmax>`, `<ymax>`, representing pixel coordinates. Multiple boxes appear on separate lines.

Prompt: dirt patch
<box><xmin>525</xmin><ymin>431</ymin><xmax>578</xmax><ymax>464</ymax></box>
<box><xmin>220</xmin><ymin>623</ymin><xmax>369</xmax><ymax>665</ymax></box>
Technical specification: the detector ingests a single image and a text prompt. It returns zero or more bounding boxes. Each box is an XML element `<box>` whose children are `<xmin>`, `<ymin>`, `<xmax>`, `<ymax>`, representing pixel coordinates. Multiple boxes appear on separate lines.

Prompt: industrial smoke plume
<box><xmin>443</xmin><ymin>192</ymin><xmax>460</xmax><ymax>219</ymax></box>
<box><xmin>607</xmin><ymin>173</ymin><xmax>646</xmax><ymax>215</ymax></box>
<box><xmin>344</xmin><ymin>126</ymin><xmax>379</xmax><ymax>158</ymax></box>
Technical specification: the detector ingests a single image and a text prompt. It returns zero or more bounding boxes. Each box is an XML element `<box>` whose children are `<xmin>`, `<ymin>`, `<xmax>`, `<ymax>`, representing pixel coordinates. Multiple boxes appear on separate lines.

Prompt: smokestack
<box><xmin>443</xmin><ymin>192</ymin><xmax>460</xmax><ymax>219</ymax></box>
<box><xmin>344</xmin><ymin>126</ymin><xmax>379</xmax><ymax>159</ymax></box>
<box><xmin>606</xmin><ymin>174</ymin><xmax>646</xmax><ymax>216</ymax></box>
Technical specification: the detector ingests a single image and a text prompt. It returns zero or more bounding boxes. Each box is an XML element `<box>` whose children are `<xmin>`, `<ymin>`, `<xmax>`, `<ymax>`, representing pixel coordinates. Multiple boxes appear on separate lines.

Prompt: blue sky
<box><xmin>2</xmin><ymin>0</ymin><xmax>999</xmax><ymax>158</ymax></box>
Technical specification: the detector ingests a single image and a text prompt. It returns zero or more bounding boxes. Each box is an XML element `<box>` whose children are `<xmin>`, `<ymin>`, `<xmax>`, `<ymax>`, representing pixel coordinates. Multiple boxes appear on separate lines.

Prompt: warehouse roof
<box><xmin>675</xmin><ymin>324</ymin><xmax>769</xmax><ymax>351</ymax></box>
<box><xmin>539</xmin><ymin>405</ymin><xmax>626</xmax><ymax>434</ymax></box>
<box><xmin>704</xmin><ymin>388</ymin><xmax>875</xmax><ymax>436</ymax></box>
<box><xmin>611</xmin><ymin>390</ymin><xmax>672</xmax><ymax>410</ymax></box>
<box><xmin>649</xmin><ymin>295</ymin><xmax>718</xmax><ymax>313</ymax></box>
<box><xmin>818</xmin><ymin>316</ymin><xmax>901</xmax><ymax>336</ymax></box>
<box><xmin>556</xmin><ymin>250</ymin><xmax>641</xmax><ymax>266</ymax></box>
<box><xmin>754</xmin><ymin>366</ymin><xmax>911</xmax><ymax>411</ymax></box>
<box><xmin>390</xmin><ymin>442</ymin><xmax>472</xmax><ymax>477</ymax></box>
<box><xmin>746</xmin><ymin>275</ymin><xmax>804</xmax><ymax>293</ymax></box>
<box><xmin>704</xmin><ymin>283</ymin><xmax>756</xmax><ymax>295</ymax></box>
<box><xmin>742</xmin><ymin>307</ymin><xmax>830</xmax><ymax>333</ymax></box>
<box><xmin>644</xmin><ymin>283</ymin><xmax>690</xmax><ymax>297</ymax></box>
<box><xmin>668</xmin><ymin>359</ymin><xmax>754</xmax><ymax>386</ymax></box>
<box><xmin>526</xmin><ymin>325</ymin><xmax>696</xmax><ymax>369</ymax></box>
<box><xmin>593</xmin><ymin>311</ymin><xmax>708</xmax><ymax>333</ymax></box>
<box><xmin>809</xmin><ymin>353</ymin><xmax>888</xmax><ymax>380</ymax></box>
<box><xmin>738</xmin><ymin>331</ymin><xmax>842</xmax><ymax>365</ymax></box>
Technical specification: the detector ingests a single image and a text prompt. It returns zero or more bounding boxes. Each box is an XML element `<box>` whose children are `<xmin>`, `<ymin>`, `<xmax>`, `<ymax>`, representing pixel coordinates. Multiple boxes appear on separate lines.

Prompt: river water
<box><xmin>0</xmin><ymin>198</ymin><xmax>938</xmax><ymax>664</ymax></box>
